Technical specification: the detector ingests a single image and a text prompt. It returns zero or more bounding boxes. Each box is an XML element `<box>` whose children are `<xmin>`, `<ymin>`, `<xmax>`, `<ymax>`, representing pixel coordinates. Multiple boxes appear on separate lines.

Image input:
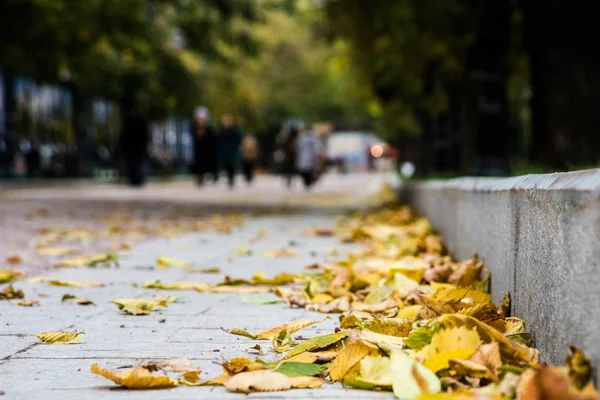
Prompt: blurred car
<box><xmin>326</xmin><ymin>131</ymin><xmax>397</xmax><ymax>172</ymax></box>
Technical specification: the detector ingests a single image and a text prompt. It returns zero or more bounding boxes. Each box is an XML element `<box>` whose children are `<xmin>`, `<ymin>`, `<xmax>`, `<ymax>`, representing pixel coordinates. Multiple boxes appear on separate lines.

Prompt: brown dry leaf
<box><xmin>48</xmin><ymin>280</ymin><xmax>105</xmax><ymax>288</ymax></box>
<box><xmin>263</xmin><ymin>248</ymin><xmax>298</xmax><ymax>258</ymax></box>
<box><xmin>309</xmin><ymin>228</ymin><xmax>335</xmax><ymax>237</ymax></box>
<box><xmin>6</xmin><ymin>255</ymin><xmax>22</xmax><ymax>264</ymax></box>
<box><xmin>0</xmin><ymin>284</ymin><xmax>24</xmax><ymax>300</ymax></box>
<box><xmin>37</xmin><ymin>247</ymin><xmax>79</xmax><ymax>257</ymax></box>
<box><xmin>10</xmin><ymin>299</ymin><xmax>39</xmax><ymax>307</ymax></box>
<box><xmin>469</xmin><ymin>342</ymin><xmax>502</xmax><ymax>381</ymax></box>
<box><xmin>306</xmin><ymin>296</ymin><xmax>351</xmax><ymax>313</ymax></box>
<box><xmin>35</xmin><ymin>331</ymin><xmax>84</xmax><ymax>344</ymax></box>
<box><xmin>225</xmin><ymin>370</ymin><xmax>292</xmax><ymax>393</ymax></box>
<box><xmin>290</xmin><ymin>376</ymin><xmax>327</xmax><ymax>389</ymax></box>
<box><xmin>447</xmin><ymin>254</ymin><xmax>483</xmax><ymax>287</ymax></box>
<box><xmin>91</xmin><ymin>363</ymin><xmax>178</xmax><ymax>389</ymax></box>
<box><xmin>517</xmin><ymin>366</ymin><xmax>599</xmax><ymax>400</ymax></box>
<box><xmin>329</xmin><ymin>340</ymin><xmax>379</xmax><ymax>381</ymax></box>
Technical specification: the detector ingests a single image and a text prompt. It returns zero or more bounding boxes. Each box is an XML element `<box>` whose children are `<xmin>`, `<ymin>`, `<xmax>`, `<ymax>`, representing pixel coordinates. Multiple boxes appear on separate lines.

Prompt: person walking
<box><xmin>191</xmin><ymin>106</ymin><xmax>219</xmax><ymax>185</ymax></box>
<box><xmin>295</xmin><ymin>127</ymin><xmax>319</xmax><ymax>190</ymax></box>
<box><xmin>218</xmin><ymin>114</ymin><xmax>242</xmax><ymax>188</ymax></box>
<box><xmin>240</xmin><ymin>133</ymin><xmax>258</xmax><ymax>184</ymax></box>
<box><xmin>281</xmin><ymin>125</ymin><xmax>300</xmax><ymax>188</ymax></box>
<box><xmin>119</xmin><ymin>97</ymin><xmax>149</xmax><ymax>187</ymax></box>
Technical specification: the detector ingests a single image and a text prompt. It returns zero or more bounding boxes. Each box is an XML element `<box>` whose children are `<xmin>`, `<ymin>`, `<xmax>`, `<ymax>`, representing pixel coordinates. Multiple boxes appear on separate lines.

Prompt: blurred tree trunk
<box><xmin>1</xmin><ymin>70</ymin><xmax>17</xmax><ymax>177</ymax></box>
<box><xmin>70</xmin><ymin>84</ymin><xmax>94</xmax><ymax>177</ymax></box>
<box><xmin>523</xmin><ymin>0</ymin><xmax>600</xmax><ymax>169</ymax></box>
<box><xmin>467</xmin><ymin>0</ymin><xmax>511</xmax><ymax>176</ymax></box>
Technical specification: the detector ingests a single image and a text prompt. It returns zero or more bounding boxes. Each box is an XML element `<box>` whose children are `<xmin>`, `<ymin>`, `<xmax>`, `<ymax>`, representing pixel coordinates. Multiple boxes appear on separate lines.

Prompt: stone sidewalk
<box><xmin>0</xmin><ymin>173</ymin><xmax>398</xmax><ymax>399</ymax></box>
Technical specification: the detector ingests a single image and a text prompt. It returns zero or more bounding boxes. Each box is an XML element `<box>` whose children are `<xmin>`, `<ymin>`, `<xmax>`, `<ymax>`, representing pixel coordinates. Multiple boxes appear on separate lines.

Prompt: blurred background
<box><xmin>0</xmin><ymin>0</ymin><xmax>598</xmax><ymax>180</ymax></box>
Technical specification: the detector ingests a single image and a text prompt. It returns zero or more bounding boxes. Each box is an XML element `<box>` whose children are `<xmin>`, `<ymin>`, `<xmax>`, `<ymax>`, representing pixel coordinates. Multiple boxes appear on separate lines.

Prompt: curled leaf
<box><xmin>91</xmin><ymin>363</ymin><xmax>178</xmax><ymax>389</ymax></box>
<box><xmin>0</xmin><ymin>284</ymin><xmax>24</xmax><ymax>300</ymax></box>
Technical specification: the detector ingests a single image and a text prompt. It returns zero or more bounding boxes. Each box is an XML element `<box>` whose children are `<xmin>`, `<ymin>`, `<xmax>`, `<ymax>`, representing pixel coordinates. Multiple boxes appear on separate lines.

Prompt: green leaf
<box><xmin>61</xmin><ymin>294</ymin><xmax>76</xmax><ymax>302</ymax></box>
<box><xmin>404</xmin><ymin>324</ymin><xmax>440</xmax><ymax>351</ymax></box>
<box><xmin>284</xmin><ymin>332</ymin><xmax>348</xmax><ymax>360</ymax></box>
<box><xmin>275</xmin><ymin>362</ymin><xmax>328</xmax><ymax>377</ymax></box>
<box><xmin>364</xmin><ymin>286</ymin><xmax>394</xmax><ymax>305</ymax></box>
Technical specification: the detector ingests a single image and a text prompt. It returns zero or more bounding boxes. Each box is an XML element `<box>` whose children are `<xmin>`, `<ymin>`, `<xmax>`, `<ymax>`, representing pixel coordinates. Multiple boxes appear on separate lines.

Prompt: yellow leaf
<box><xmin>311</xmin><ymin>293</ymin><xmax>334</xmax><ymax>304</ymax></box>
<box><xmin>447</xmin><ymin>358</ymin><xmax>492</xmax><ymax>380</ymax></box>
<box><xmin>55</xmin><ymin>253</ymin><xmax>116</xmax><ymax>268</ymax></box>
<box><xmin>228</xmin><ymin>317</ymin><xmax>329</xmax><ymax>341</ymax></box>
<box><xmin>352</xmin><ymin>297</ymin><xmax>399</xmax><ymax>313</ymax></box>
<box><xmin>359</xmin><ymin>317</ymin><xmax>412</xmax><ymax>337</ymax></box>
<box><xmin>423</xmin><ymin>348</ymin><xmax>476</xmax><ymax>373</ymax></box>
<box><xmin>437</xmin><ymin>314</ymin><xmax>538</xmax><ymax>365</ymax></box>
<box><xmin>47</xmin><ymin>280</ymin><xmax>105</xmax><ymax>288</ymax></box>
<box><xmin>358</xmin><ymin>355</ymin><xmax>393</xmax><ymax>387</ymax></box>
<box><xmin>225</xmin><ymin>370</ymin><xmax>292</xmax><ymax>393</ymax></box>
<box><xmin>251</xmin><ymin>272</ymin><xmax>296</xmax><ymax>285</ymax></box>
<box><xmin>432</xmin><ymin>287</ymin><xmax>491</xmax><ymax>306</ymax></box>
<box><xmin>418</xmin><ymin>326</ymin><xmax>481</xmax><ymax>372</ymax></box>
<box><xmin>330</xmin><ymin>340</ymin><xmax>378</xmax><ymax>381</ymax></box>
<box><xmin>396</xmin><ymin>305</ymin><xmax>422</xmax><ymax>320</ymax></box>
<box><xmin>35</xmin><ymin>331</ymin><xmax>84</xmax><ymax>344</ymax></box>
<box><xmin>350</xmin><ymin>329</ymin><xmax>406</xmax><ymax>347</ymax></box>
<box><xmin>0</xmin><ymin>269</ymin><xmax>25</xmax><ymax>283</ymax></box>
<box><xmin>156</xmin><ymin>256</ymin><xmax>191</xmax><ymax>268</ymax></box>
<box><xmin>91</xmin><ymin>363</ymin><xmax>178</xmax><ymax>389</ymax></box>
<box><xmin>290</xmin><ymin>376</ymin><xmax>326</xmax><ymax>389</ymax></box>
<box><xmin>36</xmin><ymin>247</ymin><xmax>78</xmax><ymax>256</ymax></box>
<box><xmin>186</xmin><ymin>267</ymin><xmax>220</xmax><ymax>274</ymax></box>
<box><xmin>144</xmin><ymin>280</ymin><xmax>205</xmax><ymax>290</ymax></box>
<box><xmin>390</xmin><ymin>346</ymin><xmax>441</xmax><ymax>400</ymax></box>
<box><xmin>112</xmin><ymin>297</ymin><xmax>168</xmax><ymax>315</ymax></box>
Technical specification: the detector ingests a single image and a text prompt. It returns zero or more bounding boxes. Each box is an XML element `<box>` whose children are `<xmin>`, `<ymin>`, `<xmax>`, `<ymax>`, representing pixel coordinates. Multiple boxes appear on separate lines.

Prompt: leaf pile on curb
<box><xmin>49</xmin><ymin>204</ymin><xmax>596</xmax><ymax>398</ymax></box>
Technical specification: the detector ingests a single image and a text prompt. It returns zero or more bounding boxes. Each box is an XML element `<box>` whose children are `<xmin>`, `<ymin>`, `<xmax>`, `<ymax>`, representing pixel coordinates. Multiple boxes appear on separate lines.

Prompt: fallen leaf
<box><xmin>142</xmin><ymin>359</ymin><xmax>201</xmax><ymax>383</ymax></box>
<box><xmin>186</xmin><ymin>267</ymin><xmax>220</xmax><ymax>273</ymax></box>
<box><xmin>284</xmin><ymin>332</ymin><xmax>348</xmax><ymax>360</ymax></box>
<box><xmin>225</xmin><ymin>370</ymin><xmax>292</xmax><ymax>393</ymax></box>
<box><xmin>275</xmin><ymin>362</ymin><xmax>328</xmax><ymax>377</ymax></box>
<box><xmin>35</xmin><ymin>331</ymin><xmax>84</xmax><ymax>344</ymax></box>
<box><xmin>55</xmin><ymin>253</ymin><xmax>118</xmax><ymax>268</ymax></box>
<box><xmin>156</xmin><ymin>256</ymin><xmax>191</xmax><ymax>268</ymax></box>
<box><xmin>247</xmin><ymin>344</ymin><xmax>266</xmax><ymax>356</ymax></box>
<box><xmin>290</xmin><ymin>376</ymin><xmax>326</xmax><ymax>389</ymax></box>
<box><xmin>91</xmin><ymin>363</ymin><xmax>178</xmax><ymax>389</ymax></box>
<box><xmin>273</xmin><ymin>329</ymin><xmax>298</xmax><ymax>352</ymax></box>
<box><xmin>227</xmin><ymin>317</ymin><xmax>329</xmax><ymax>341</ymax></box>
<box><xmin>0</xmin><ymin>284</ymin><xmax>24</xmax><ymax>300</ymax></box>
<box><xmin>48</xmin><ymin>280</ymin><xmax>105</xmax><ymax>288</ymax></box>
<box><xmin>566</xmin><ymin>346</ymin><xmax>593</xmax><ymax>390</ymax></box>
<box><xmin>418</xmin><ymin>326</ymin><xmax>481</xmax><ymax>373</ymax></box>
<box><xmin>61</xmin><ymin>293</ymin><xmax>76</xmax><ymax>302</ymax></box>
<box><xmin>113</xmin><ymin>297</ymin><xmax>170</xmax><ymax>315</ymax></box>
<box><xmin>0</xmin><ymin>269</ymin><xmax>25</xmax><ymax>284</ymax></box>
<box><xmin>330</xmin><ymin>340</ymin><xmax>378</xmax><ymax>381</ymax></box>
<box><xmin>6</xmin><ymin>255</ymin><xmax>22</xmax><ymax>264</ymax></box>
<box><xmin>390</xmin><ymin>346</ymin><xmax>441</xmax><ymax>400</ymax></box>
<box><xmin>36</xmin><ymin>247</ymin><xmax>78</xmax><ymax>256</ymax></box>
<box><xmin>10</xmin><ymin>299</ymin><xmax>39</xmax><ymax>307</ymax></box>
<box><xmin>144</xmin><ymin>280</ymin><xmax>204</xmax><ymax>290</ymax></box>
<box><xmin>72</xmin><ymin>298</ymin><xmax>94</xmax><ymax>305</ymax></box>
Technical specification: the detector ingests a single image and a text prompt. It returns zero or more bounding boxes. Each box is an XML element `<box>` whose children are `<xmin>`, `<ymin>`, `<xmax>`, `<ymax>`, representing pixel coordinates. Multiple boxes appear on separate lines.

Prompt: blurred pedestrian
<box><xmin>119</xmin><ymin>97</ymin><xmax>149</xmax><ymax>187</ymax></box>
<box><xmin>218</xmin><ymin>114</ymin><xmax>242</xmax><ymax>188</ymax></box>
<box><xmin>192</xmin><ymin>106</ymin><xmax>219</xmax><ymax>186</ymax></box>
<box><xmin>240</xmin><ymin>133</ymin><xmax>258</xmax><ymax>184</ymax></box>
<box><xmin>296</xmin><ymin>127</ymin><xmax>319</xmax><ymax>190</ymax></box>
<box><xmin>281</xmin><ymin>125</ymin><xmax>300</xmax><ymax>188</ymax></box>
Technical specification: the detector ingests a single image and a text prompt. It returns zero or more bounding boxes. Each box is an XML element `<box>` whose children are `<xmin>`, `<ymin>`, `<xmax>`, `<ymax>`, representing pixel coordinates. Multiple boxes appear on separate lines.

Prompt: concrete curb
<box><xmin>400</xmin><ymin>169</ymin><xmax>600</xmax><ymax>382</ymax></box>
